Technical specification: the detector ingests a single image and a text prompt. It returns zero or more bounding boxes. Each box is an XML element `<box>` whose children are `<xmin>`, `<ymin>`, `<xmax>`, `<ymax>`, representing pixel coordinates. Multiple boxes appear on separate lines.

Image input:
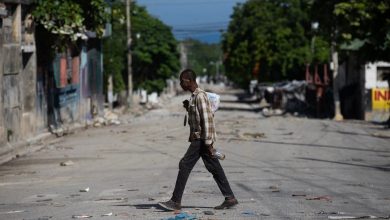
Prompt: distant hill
<box><xmin>175</xmin><ymin>32</ymin><xmax>221</xmax><ymax>44</ymax></box>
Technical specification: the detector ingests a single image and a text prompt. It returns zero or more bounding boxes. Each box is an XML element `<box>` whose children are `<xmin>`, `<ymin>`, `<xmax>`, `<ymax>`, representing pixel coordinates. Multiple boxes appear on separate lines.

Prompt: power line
<box><xmin>173</xmin><ymin>21</ymin><xmax>229</xmax><ymax>28</ymax></box>
<box><xmin>137</xmin><ymin>0</ymin><xmax>246</xmax><ymax>6</ymax></box>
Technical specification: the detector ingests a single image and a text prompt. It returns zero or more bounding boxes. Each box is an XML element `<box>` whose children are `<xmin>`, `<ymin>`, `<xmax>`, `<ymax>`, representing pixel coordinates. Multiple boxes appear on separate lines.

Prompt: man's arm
<box><xmin>196</xmin><ymin>92</ymin><xmax>214</xmax><ymax>145</ymax></box>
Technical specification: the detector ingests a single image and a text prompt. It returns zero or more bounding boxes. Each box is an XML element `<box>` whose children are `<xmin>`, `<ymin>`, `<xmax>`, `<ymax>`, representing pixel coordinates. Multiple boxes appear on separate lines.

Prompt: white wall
<box><xmin>365</xmin><ymin>62</ymin><xmax>390</xmax><ymax>89</ymax></box>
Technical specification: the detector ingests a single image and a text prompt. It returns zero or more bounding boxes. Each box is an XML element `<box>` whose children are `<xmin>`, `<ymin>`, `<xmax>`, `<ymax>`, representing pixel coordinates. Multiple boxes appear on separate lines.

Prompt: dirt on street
<box><xmin>0</xmin><ymin>86</ymin><xmax>389</xmax><ymax>220</ymax></box>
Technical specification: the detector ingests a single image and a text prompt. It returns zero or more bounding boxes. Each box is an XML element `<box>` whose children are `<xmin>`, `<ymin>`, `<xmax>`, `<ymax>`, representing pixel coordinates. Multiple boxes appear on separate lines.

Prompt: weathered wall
<box><xmin>21</xmin><ymin>51</ymin><xmax>37</xmax><ymax>139</ymax></box>
<box><xmin>0</xmin><ymin>2</ymin><xmax>37</xmax><ymax>163</ymax></box>
<box><xmin>0</xmin><ymin>14</ymin><xmax>5</xmax><ymax>145</ymax></box>
<box><xmin>2</xmin><ymin>4</ymin><xmax>23</xmax><ymax>142</ymax></box>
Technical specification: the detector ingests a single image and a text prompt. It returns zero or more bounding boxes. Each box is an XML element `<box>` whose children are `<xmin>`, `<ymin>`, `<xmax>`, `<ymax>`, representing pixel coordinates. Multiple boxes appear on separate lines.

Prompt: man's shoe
<box><xmin>214</xmin><ymin>198</ymin><xmax>238</xmax><ymax>210</ymax></box>
<box><xmin>158</xmin><ymin>199</ymin><xmax>181</xmax><ymax>211</ymax></box>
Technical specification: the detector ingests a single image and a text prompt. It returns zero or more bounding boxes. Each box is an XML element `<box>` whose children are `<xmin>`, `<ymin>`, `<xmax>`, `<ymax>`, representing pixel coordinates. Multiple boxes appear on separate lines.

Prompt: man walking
<box><xmin>158</xmin><ymin>69</ymin><xmax>238</xmax><ymax>211</ymax></box>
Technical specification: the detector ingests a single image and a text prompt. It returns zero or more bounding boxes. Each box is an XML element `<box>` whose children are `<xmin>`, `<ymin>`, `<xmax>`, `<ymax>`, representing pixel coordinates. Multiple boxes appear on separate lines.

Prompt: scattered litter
<box><xmin>60</xmin><ymin>160</ymin><xmax>74</xmax><ymax>166</ymax></box>
<box><xmin>96</xmin><ymin>197</ymin><xmax>127</xmax><ymax>202</ymax></box>
<box><xmin>241</xmin><ymin>210</ymin><xmax>258</xmax><ymax>217</ymax></box>
<box><xmin>36</xmin><ymin>198</ymin><xmax>53</xmax><ymax>202</ymax></box>
<box><xmin>306</xmin><ymin>195</ymin><xmax>332</xmax><ymax>202</ymax></box>
<box><xmin>80</xmin><ymin>187</ymin><xmax>90</xmax><ymax>192</ymax></box>
<box><xmin>0</xmin><ymin>210</ymin><xmax>26</xmax><ymax>214</ymax></box>
<box><xmin>283</xmin><ymin>132</ymin><xmax>294</xmax><ymax>135</ymax></box>
<box><xmin>24</xmin><ymin>217</ymin><xmax>52</xmax><ymax>220</ymax></box>
<box><xmin>72</xmin><ymin>215</ymin><xmax>93</xmax><ymax>218</ymax></box>
<box><xmin>328</xmin><ymin>215</ymin><xmax>390</xmax><ymax>219</ymax></box>
<box><xmin>292</xmin><ymin>194</ymin><xmax>306</xmax><ymax>197</ymax></box>
<box><xmin>101</xmin><ymin>212</ymin><xmax>113</xmax><ymax>217</ymax></box>
<box><xmin>269</xmin><ymin>186</ymin><xmax>280</xmax><ymax>192</ymax></box>
<box><xmin>243</xmin><ymin>132</ymin><xmax>265</xmax><ymax>139</ymax></box>
<box><xmin>203</xmin><ymin>211</ymin><xmax>214</xmax><ymax>215</ymax></box>
<box><xmin>162</xmin><ymin>212</ymin><xmax>197</xmax><ymax>220</ymax></box>
<box><xmin>345</xmin><ymin>183</ymin><xmax>365</xmax><ymax>187</ymax></box>
<box><xmin>318</xmin><ymin>211</ymin><xmax>345</xmax><ymax>215</ymax></box>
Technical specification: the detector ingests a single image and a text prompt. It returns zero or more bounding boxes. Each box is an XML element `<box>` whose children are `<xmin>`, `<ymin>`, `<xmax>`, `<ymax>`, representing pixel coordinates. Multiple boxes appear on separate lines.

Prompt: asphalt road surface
<box><xmin>0</xmin><ymin>87</ymin><xmax>389</xmax><ymax>220</ymax></box>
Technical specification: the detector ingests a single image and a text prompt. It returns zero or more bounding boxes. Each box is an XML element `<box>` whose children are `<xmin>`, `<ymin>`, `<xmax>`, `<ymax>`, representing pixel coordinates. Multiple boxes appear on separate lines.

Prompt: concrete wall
<box><xmin>364</xmin><ymin>62</ymin><xmax>390</xmax><ymax>122</ymax></box>
<box><xmin>0</xmin><ymin>11</ymin><xmax>5</xmax><ymax>145</ymax></box>
<box><xmin>0</xmin><ymin>2</ymin><xmax>38</xmax><ymax>162</ymax></box>
<box><xmin>365</xmin><ymin>62</ymin><xmax>390</xmax><ymax>89</ymax></box>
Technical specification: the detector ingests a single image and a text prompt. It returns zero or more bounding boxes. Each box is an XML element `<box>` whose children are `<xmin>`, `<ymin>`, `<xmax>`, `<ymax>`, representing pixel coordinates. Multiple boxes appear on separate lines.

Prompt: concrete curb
<box><xmin>0</xmin><ymin>131</ymin><xmax>53</xmax><ymax>165</ymax></box>
<box><xmin>0</xmin><ymin>123</ymin><xmax>87</xmax><ymax>165</ymax></box>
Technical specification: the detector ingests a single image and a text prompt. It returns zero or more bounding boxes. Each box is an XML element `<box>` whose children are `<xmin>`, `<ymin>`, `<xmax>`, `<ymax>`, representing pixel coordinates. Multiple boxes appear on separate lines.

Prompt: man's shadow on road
<box><xmin>114</xmin><ymin>203</ymin><xmax>213</xmax><ymax>212</ymax></box>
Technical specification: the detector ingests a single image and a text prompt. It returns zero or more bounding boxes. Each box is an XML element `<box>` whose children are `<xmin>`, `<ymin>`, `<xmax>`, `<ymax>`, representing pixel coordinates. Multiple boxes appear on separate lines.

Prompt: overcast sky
<box><xmin>135</xmin><ymin>0</ymin><xmax>246</xmax><ymax>43</ymax></box>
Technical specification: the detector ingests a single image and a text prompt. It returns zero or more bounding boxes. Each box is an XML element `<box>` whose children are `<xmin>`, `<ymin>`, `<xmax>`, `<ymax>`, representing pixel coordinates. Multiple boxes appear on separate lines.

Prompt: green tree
<box><xmin>183</xmin><ymin>39</ymin><xmax>223</xmax><ymax>78</ymax></box>
<box><xmin>311</xmin><ymin>0</ymin><xmax>390</xmax><ymax>120</ymax></box>
<box><xmin>333</xmin><ymin>1</ymin><xmax>390</xmax><ymax>62</ymax></box>
<box><xmin>32</xmin><ymin>0</ymin><xmax>109</xmax><ymax>51</ymax></box>
<box><xmin>103</xmin><ymin>1</ymin><xmax>127</xmax><ymax>94</ymax></box>
<box><xmin>222</xmin><ymin>0</ymin><xmax>319</xmax><ymax>88</ymax></box>
<box><xmin>131</xmin><ymin>3</ymin><xmax>180</xmax><ymax>94</ymax></box>
<box><xmin>103</xmin><ymin>1</ymin><xmax>180</xmax><ymax>95</ymax></box>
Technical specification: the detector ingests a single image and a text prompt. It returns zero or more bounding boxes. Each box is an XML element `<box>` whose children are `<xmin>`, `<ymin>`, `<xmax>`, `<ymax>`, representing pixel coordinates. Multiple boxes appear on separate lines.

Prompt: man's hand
<box><xmin>182</xmin><ymin>100</ymin><xmax>189</xmax><ymax>112</ymax></box>
<box><xmin>205</xmin><ymin>143</ymin><xmax>216</xmax><ymax>158</ymax></box>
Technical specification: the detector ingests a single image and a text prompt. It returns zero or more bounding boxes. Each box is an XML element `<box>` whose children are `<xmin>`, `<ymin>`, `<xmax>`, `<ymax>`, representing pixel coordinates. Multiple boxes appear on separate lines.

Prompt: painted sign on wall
<box><xmin>372</xmin><ymin>88</ymin><xmax>390</xmax><ymax>110</ymax></box>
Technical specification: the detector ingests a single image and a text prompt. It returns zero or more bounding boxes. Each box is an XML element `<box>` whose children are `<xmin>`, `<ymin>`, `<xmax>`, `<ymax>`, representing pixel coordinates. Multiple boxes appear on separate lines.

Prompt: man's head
<box><xmin>180</xmin><ymin>69</ymin><xmax>197</xmax><ymax>92</ymax></box>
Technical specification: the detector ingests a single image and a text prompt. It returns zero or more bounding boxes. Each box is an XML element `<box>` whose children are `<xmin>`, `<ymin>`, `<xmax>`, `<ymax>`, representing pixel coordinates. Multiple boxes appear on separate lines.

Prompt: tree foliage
<box><xmin>312</xmin><ymin>0</ymin><xmax>390</xmax><ymax>62</ymax></box>
<box><xmin>222</xmin><ymin>0</ymin><xmax>326</xmax><ymax>88</ymax></box>
<box><xmin>334</xmin><ymin>1</ymin><xmax>390</xmax><ymax>62</ymax></box>
<box><xmin>182</xmin><ymin>39</ymin><xmax>223</xmax><ymax>78</ymax></box>
<box><xmin>131</xmin><ymin>2</ymin><xmax>180</xmax><ymax>94</ymax></box>
<box><xmin>103</xmin><ymin>1</ymin><xmax>180</xmax><ymax>95</ymax></box>
<box><xmin>32</xmin><ymin>0</ymin><xmax>109</xmax><ymax>51</ymax></box>
<box><xmin>103</xmin><ymin>0</ymin><xmax>127</xmax><ymax>94</ymax></box>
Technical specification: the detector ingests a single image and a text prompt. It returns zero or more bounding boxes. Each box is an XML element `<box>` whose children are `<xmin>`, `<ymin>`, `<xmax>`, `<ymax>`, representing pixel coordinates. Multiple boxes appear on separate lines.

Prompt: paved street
<box><xmin>0</xmin><ymin>87</ymin><xmax>389</xmax><ymax>220</ymax></box>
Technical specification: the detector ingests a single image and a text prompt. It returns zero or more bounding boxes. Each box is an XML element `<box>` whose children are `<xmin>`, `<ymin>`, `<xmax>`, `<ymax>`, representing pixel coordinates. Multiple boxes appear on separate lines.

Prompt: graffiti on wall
<box><xmin>372</xmin><ymin>88</ymin><xmax>390</xmax><ymax>110</ymax></box>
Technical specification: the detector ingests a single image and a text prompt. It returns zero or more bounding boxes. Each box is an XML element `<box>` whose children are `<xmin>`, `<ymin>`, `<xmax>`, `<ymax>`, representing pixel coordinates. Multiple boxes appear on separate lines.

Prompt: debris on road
<box><xmin>318</xmin><ymin>211</ymin><xmax>345</xmax><ymax>215</ymax></box>
<box><xmin>101</xmin><ymin>212</ymin><xmax>113</xmax><ymax>217</ymax></box>
<box><xmin>60</xmin><ymin>160</ymin><xmax>74</xmax><ymax>166</ymax></box>
<box><xmin>72</xmin><ymin>215</ymin><xmax>93</xmax><ymax>218</ymax></box>
<box><xmin>328</xmin><ymin>215</ymin><xmax>390</xmax><ymax>219</ymax></box>
<box><xmin>0</xmin><ymin>210</ymin><xmax>26</xmax><ymax>214</ymax></box>
<box><xmin>306</xmin><ymin>195</ymin><xmax>332</xmax><ymax>202</ymax></box>
<box><xmin>127</xmin><ymin>189</ymin><xmax>139</xmax><ymax>192</ymax></box>
<box><xmin>241</xmin><ymin>210</ymin><xmax>259</xmax><ymax>217</ymax></box>
<box><xmin>162</xmin><ymin>212</ymin><xmax>197</xmax><ymax>220</ymax></box>
<box><xmin>203</xmin><ymin>210</ymin><xmax>214</xmax><ymax>215</ymax></box>
<box><xmin>242</xmin><ymin>132</ymin><xmax>265</xmax><ymax>139</ymax></box>
<box><xmin>79</xmin><ymin>187</ymin><xmax>89</xmax><ymax>192</ymax></box>
<box><xmin>96</xmin><ymin>197</ymin><xmax>127</xmax><ymax>202</ymax></box>
<box><xmin>269</xmin><ymin>186</ymin><xmax>280</xmax><ymax>192</ymax></box>
<box><xmin>292</xmin><ymin>194</ymin><xmax>307</xmax><ymax>197</ymax></box>
<box><xmin>36</xmin><ymin>198</ymin><xmax>53</xmax><ymax>202</ymax></box>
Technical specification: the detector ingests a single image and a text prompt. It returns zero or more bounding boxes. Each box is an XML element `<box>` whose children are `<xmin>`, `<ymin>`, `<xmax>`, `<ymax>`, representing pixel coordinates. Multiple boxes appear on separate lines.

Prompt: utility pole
<box><xmin>126</xmin><ymin>0</ymin><xmax>133</xmax><ymax>106</ymax></box>
<box><xmin>331</xmin><ymin>41</ymin><xmax>343</xmax><ymax>121</ymax></box>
